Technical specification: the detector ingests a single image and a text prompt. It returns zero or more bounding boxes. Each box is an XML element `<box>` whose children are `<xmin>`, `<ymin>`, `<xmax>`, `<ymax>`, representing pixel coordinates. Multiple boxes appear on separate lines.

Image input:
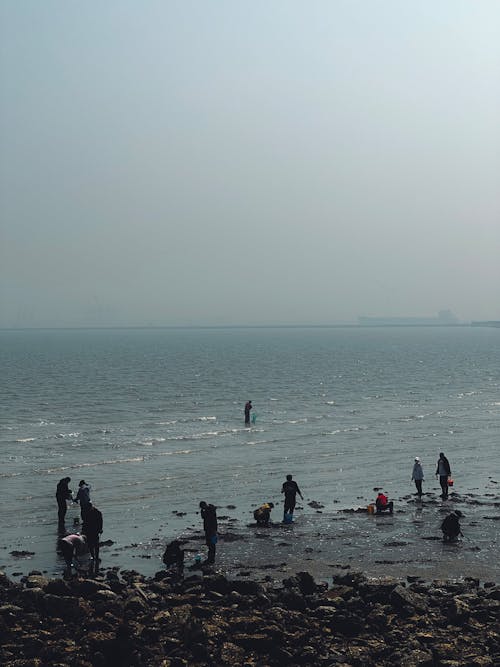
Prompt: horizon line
<box><xmin>0</xmin><ymin>323</ymin><xmax>475</xmax><ymax>332</ymax></box>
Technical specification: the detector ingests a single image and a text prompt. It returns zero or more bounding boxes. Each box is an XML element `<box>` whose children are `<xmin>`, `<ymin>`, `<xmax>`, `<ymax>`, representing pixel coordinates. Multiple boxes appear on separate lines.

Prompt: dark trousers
<box><xmin>439</xmin><ymin>476</ymin><xmax>449</xmax><ymax>497</ymax></box>
<box><xmin>284</xmin><ymin>496</ymin><xmax>296</xmax><ymax>516</ymax></box>
<box><xmin>86</xmin><ymin>532</ymin><xmax>100</xmax><ymax>560</ymax></box>
<box><xmin>376</xmin><ymin>501</ymin><xmax>393</xmax><ymax>514</ymax></box>
<box><xmin>414</xmin><ymin>480</ymin><xmax>423</xmax><ymax>496</ymax></box>
<box><xmin>60</xmin><ymin>540</ymin><xmax>74</xmax><ymax>567</ymax></box>
<box><xmin>57</xmin><ymin>498</ymin><xmax>67</xmax><ymax>524</ymax></box>
<box><xmin>205</xmin><ymin>534</ymin><xmax>216</xmax><ymax>563</ymax></box>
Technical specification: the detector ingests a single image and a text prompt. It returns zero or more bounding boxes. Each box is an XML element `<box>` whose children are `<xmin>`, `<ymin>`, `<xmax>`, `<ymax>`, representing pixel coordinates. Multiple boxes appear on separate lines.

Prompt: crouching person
<box><xmin>375</xmin><ymin>492</ymin><xmax>394</xmax><ymax>514</ymax></box>
<box><xmin>441</xmin><ymin>510</ymin><xmax>463</xmax><ymax>542</ymax></box>
<box><xmin>59</xmin><ymin>533</ymin><xmax>87</xmax><ymax>571</ymax></box>
<box><xmin>162</xmin><ymin>539</ymin><xmax>185</xmax><ymax>576</ymax></box>
<box><xmin>253</xmin><ymin>502</ymin><xmax>274</xmax><ymax>526</ymax></box>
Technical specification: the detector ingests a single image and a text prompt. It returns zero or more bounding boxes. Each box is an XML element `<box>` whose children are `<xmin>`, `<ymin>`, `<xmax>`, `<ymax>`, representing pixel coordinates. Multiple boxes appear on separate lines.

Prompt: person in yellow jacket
<box><xmin>253</xmin><ymin>502</ymin><xmax>274</xmax><ymax>525</ymax></box>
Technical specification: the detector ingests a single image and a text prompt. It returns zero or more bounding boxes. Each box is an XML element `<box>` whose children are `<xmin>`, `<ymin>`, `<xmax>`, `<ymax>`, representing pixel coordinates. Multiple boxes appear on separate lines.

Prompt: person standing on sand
<box><xmin>244</xmin><ymin>400</ymin><xmax>252</xmax><ymax>427</ymax></box>
<box><xmin>436</xmin><ymin>453</ymin><xmax>451</xmax><ymax>499</ymax></box>
<box><xmin>56</xmin><ymin>477</ymin><xmax>72</xmax><ymax>526</ymax></box>
<box><xmin>411</xmin><ymin>457</ymin><xmax>424</xmax><ymax>498</ymax></box>
<box><xmin>82</xmin><ymin>502</ymin><xmax>103</xmax><ymax>564</ymax></box>
<box><xmin>75</xmin><ymin>480</ymin><xmax>92</xmax><ymax>518</ymax></box>
<box><xmin>199</xmin><ymin>501</ymin><xmax>218</xmax><ymax>564</ymax></box>
<box><xmin>281</xmin><ymin>474</ymin><xmax>303</xmax><ymax>522</ymax></box>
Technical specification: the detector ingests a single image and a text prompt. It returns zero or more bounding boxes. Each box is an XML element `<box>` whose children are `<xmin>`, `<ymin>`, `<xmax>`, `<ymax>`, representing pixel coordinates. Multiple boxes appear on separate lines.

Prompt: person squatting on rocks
<box><xmin>82</xmin><ymin>503</ymin><xmax>103</xmax><ymax>564</ymax></box>
<box><xmin>199</xmin><ymin>501</ymin><xmax>218</xmax><ymax>564</ymax></box>
<box><xmin>244</xmin><ymin>400</ymin><xmax>252</xmax><ymax>427</ymax></box>
<box><xmin>375</xmin><ymin>492</ymin><xmax>394</xmax><ymax>514</ymax></box>
<box><xmin>162</xmin><ymin>539</ymin><xmax>185</xmax><ymax>576</ymax></box>
<box><xmin>441</xmin><ymin>510</ymin><xmax>463</xmax><ymax>542</ymax></box>
<box><xmin>56</xmin><ymin>477</ymin><xmax>72</xmax><ymax>526</ymax></box>
<box><xmin>412</xmin><ymin>457</ymin><xmax>424</xmax><ymax>498</ymax></box>
<box><xmin>75</xmin><ymin>480</ymin><xmax>92</xmax><ymax>519</ymax></box>
<box><xmin>253</xmin><ymin>502</ymin><xmax>274</xmax><ymax>526</ymax></box>
<box><xmin>436</xmin><ymin>453</ymin><xmax>451</xmax><ymax>499</ymax></box>
<box><xmin>59</xmin><ymin>533</ymin><xmax>87</xmax><ymax>569</ymax></box>
<box><xmin>281</xmin><ymin>474</ymin><xmax>303</xmax><ymax>522</ymax></box>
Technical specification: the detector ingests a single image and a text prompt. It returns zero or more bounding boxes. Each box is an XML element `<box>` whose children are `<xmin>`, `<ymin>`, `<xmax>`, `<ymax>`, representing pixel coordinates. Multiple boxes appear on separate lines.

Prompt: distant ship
<box><xmin>470</xmin><ymin>321</ymin><xmax>500</xmax><ymax>328</ymax></box>
<box><xmin>358</xmin><ymin>310</ymin><xmax>459</xmax><ymax>327</ymax></box>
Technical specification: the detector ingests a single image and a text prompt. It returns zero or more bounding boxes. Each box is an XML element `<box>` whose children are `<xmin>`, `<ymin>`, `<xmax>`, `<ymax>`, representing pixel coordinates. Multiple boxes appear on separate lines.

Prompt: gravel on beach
<box><xmin>0</xmin><ymin>564</ymin><xmax>498</xmax><ymax>667</ymax></box>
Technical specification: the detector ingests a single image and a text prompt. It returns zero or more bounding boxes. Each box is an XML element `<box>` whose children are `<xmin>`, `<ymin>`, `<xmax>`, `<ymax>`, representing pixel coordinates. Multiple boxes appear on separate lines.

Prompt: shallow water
<box><xmin>1</xmin><ymin>327</ymin><xmax>499</xmax><ymax>581</ymax></box>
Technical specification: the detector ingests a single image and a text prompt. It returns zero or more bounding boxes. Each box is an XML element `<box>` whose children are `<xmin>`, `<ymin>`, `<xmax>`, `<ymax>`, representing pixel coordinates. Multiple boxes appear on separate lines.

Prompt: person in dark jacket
<box><xmin>75</xmin><ymin>480</ymin><xmax>92</xmax><ymax>518</ymax></box>
<box><xmin>281</xmin><ymin>474</ymin><xmax>303</xmax><ymax>522</ymax></box>
<box><xmin>162</xmin><ymin>539</ymin><xmax>184</xmax><ymax>576</ymax></box>
<box><xmin>436</xmin><ymin>453</ymin><xmax>451</xmax><ymax>499</ymax></box>
<box><xmin>244</xmin><ymin>400</ymin><xmax>252</xmax><ymax>427</ymax></box>
<box><xmin>56</xmin><ymin>477</ymin><xmax>72</xmax><ymax>526</ymax></box>
<box><xmin>199</xmin><ymin>501</ymin><xmax>218</xmax><ymax>564</ymax></box>
<box><xmin>441</xmin><ymin>510</ymin><xmax>463</xmax><ymax>541</ymax></box>
<box><xmin>81</xmin><ymin>503</ymin><xmax>103</xmax><ymax>563</ymax></box>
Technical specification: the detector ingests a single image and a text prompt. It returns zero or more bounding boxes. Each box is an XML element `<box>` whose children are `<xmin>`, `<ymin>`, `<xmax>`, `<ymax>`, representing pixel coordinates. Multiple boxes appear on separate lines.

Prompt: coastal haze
<box><xmin>1</xmin><ymin>1</ymin><xmax>500</xmax><ymax>328</ymax></box>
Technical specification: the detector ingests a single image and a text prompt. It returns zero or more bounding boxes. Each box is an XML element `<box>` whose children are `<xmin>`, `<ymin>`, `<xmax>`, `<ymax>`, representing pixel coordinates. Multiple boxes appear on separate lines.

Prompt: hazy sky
<box><xmin>1</xmin><ymin>1</ymin><xmax>499</xmax><ymax>327</ymax></box>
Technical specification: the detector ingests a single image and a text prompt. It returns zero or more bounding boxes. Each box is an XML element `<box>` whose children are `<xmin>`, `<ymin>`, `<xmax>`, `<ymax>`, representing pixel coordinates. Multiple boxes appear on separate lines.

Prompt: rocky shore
<box><xmin>1</xmin><ymin>565</ymin><xmax>498</xmax><ymax>666</ymax></box>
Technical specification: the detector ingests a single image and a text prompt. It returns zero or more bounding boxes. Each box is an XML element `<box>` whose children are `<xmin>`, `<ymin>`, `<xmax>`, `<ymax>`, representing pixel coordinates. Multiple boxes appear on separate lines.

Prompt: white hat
<box><xmin>415</xmin><ymin>456</ymin><xmax>420</xmax><ymax>462</ymax></box>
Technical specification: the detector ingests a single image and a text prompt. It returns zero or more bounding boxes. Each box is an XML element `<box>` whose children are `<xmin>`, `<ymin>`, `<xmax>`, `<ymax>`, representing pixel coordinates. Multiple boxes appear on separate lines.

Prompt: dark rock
<box><xmin>399</xmin><ymin>650</ymin><xmax>434</xmax><ymax>666</ymax></box>
<box><xmin>45</xmin><ymin>579</ymin><xmax>71</xmax><ymax>596</ymax></box>
<box><xmin>390</xmin><ymin>585</ymin><xmax>428</xmax><ymax>612</ymax></box>
<box><xmin>308</xmin><ymin>500</ymin><xmax>324</xmax><ymax>509</ymax></box>
<box><xmin>24</xmin><ymin>575</ymin><xmax>49</xmax><ymax>589</ymax></box>
<box><xmin>296</xmin><ymin>571</ymin><xmax>317</xmax><ymax>595</ymax></box>
<box><xmin>203</xmin><ymin>573</ymin><xmax>231</xmax><ymax>594</ymax></box>
<box><xmin>9</xmin><ymin>551</ymin><xmax>35</xmax><ymax>558</ymax></box>
<box><xmin>280</xmin><ymin>589</ymin><xmax>306</xmax><ymax>611</ymax></box>
<box><xmin>230</xmin><ymin>579</ymin><xmax>264</xmax><ymax>596</ymax></box>
<box><xmin>219</xmin><ymin>532</ymin><xmax>246</xmax><ymax>542</ymax></box>
<box><xmin>447</xmin><ymin>597</ymin><xmax>471</xmax><ymax>624</ymax></box>
<box><xmin>43</xmin><ymin>593</ymin><xmax>87</xmax><ymax>620</ymax></box>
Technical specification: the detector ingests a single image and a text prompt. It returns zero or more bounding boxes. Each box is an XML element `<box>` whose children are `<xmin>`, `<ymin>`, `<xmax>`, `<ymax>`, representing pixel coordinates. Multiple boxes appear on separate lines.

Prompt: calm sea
<box><xmin>1</xmin><ymin>327</ymin><xmax>499</xmax><ymax>579</ymax></box>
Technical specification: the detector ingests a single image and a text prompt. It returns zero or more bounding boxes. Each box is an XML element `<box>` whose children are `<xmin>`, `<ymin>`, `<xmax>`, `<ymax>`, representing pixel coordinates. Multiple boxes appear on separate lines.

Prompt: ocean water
<box><xmin>1</xmin><ymin>327</ymin><xmax>499</xmax><ymax>580</ymax></box>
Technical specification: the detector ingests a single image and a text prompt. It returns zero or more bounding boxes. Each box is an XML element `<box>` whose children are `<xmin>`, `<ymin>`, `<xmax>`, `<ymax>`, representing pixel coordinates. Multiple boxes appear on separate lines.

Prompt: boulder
<box><xmin>230</xmin><ymin>579</ymin><xmax>264</xmax><ymax>596</ymax></box>
<box><xmin>45</xmin><ymin>579</ymin><xmax>71</xmax><ymax>596</ymax></box>
<box><xmin>296</xmin><ymin>571</ymin><xmax>317</xmax><ymax>595</ymax></box>
<box><xmin>24</xmin><ymin>575</ymin><xmax>49</xmax><ymax>590</ymax></box>
<box><xmin>390</xmin><ymin>585</ymin><xmax>428</xmax><ymax>613</ymax></box>
<box><xmin>447</xmin><ymin>597</ymin><xmax>471</xmax><ymax>625</ymax></box>
<box><xmin>399</xmin><ymin>649</ymin><xmax>434</xmax><ymax>667</ymax></box>
<box><xmin>43</xmin><ymin>593</ymin><xmax>86</xmax><ymax>620</ymax></box>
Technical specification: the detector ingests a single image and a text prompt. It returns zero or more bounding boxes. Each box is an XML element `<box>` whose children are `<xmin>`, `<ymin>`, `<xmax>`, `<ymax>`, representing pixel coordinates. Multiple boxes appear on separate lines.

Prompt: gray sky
<box><xmin>1</xmin><ymin>1</ymin><xmax>499</xmax><ymax>327</ymax></box>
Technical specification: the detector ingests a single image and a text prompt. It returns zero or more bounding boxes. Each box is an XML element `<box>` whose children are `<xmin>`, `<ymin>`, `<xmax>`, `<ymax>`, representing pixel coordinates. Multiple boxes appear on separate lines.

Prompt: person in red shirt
<box><xmin>375</xmin><ymin>492</ymin><xmax>394</xmax><ymax>514</ymax></box>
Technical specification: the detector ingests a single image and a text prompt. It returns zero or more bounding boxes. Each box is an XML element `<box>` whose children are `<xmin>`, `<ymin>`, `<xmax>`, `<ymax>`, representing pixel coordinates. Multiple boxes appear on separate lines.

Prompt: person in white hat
<box><xmin>411</xmin><ymin>457</ymin><xmax>424</xmax><ymax>498</ymax></box>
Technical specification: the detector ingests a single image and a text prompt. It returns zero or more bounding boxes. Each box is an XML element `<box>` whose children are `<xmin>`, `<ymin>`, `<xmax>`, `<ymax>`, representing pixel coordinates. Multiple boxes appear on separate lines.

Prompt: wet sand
<box><xmin>3</xmin><ymin>488</ymin><xmax>499</xmax><ymax>585</ymax></box>
<box><xmin>1</xmin><ymin>489</ymin><xmax>498</xmax><ymax>666</ymax></box>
